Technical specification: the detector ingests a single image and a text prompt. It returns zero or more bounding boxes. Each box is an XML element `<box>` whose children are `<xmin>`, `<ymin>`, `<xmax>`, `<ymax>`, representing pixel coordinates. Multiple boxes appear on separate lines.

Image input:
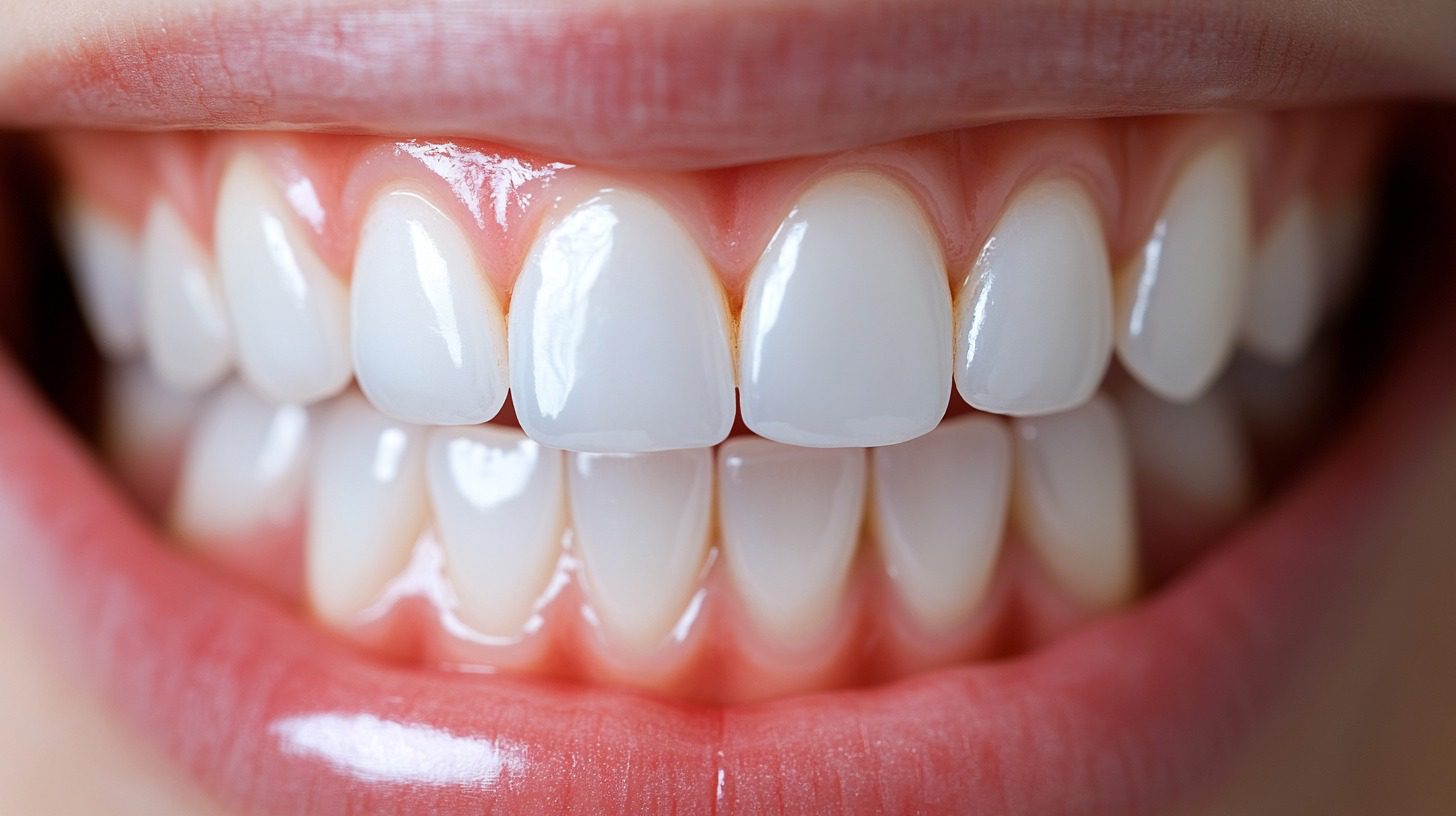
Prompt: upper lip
<box><xmin>1</xmin><ymin>0</ymin><xmax>1454</xmax><ymax>168</ymax></box>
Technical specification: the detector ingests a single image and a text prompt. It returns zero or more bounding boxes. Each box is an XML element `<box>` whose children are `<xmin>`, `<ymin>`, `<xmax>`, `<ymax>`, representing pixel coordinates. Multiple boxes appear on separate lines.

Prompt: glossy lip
<box><xmin>1</xmin><ymin>0</ymin><xmax>1454</xmax><ymax>167</ymax></box>
<box><xmin>0</xmin><ymin>245</ymin><xmax>1451</xmax><ymax>812</ymax></box>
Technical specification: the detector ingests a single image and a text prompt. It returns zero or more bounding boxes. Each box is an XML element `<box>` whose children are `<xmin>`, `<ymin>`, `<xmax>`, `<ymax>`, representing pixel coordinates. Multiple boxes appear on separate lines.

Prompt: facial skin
<box><xmin>0</xmin><ymin>2</ymin><xmax>1455</xmax><ymax>814</ymax></box>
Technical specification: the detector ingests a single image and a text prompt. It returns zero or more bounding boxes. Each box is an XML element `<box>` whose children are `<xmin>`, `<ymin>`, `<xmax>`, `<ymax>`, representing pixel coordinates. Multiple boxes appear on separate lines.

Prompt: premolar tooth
<box><xmin>215</xmin><ymin>154</ymin><xmax>352</xmax><ymax>405</ymax></box>
<box><xmin>307</xmin><ymin>393</ymin><xmax>428</xmax><ymax>626</ymax></box>
<box><xmin>139</xmin><ymin>199</ymin><xmax>233</xmax><ymax>391</ymax></box>
<box><xmin>872</xmin><ymin>415</ymin><xmax>1011</xmax><ymax>631</ymax></box>
<box><xmin>1241</xmin><ymin>195</ymin><xmax>1322</xmax><ymax>364</ymax></box>
<box><xmin>427</xmin><ymin>426</ymin><xmax>564</xmax><ymax>637</ymax></box>
<box><xmin>955</xmin><ymin>179</ymin><xmax>1112</xmax><ymax>415</ymax></box>
<box><xmin>1116</xmin><ymin>141</ymin><xmax>1253</xmax><ymax>401</ymax></box>
<box><xmin>353</xmin><ymin>189</ymin><xmax>508</xmax><ymax>425</ymax></box>
<box><xmin>569</xmin><ymin>449</ymin><xmax>713</xmax><ymax>653</ymax></box>
<box><xmin>1012</xmin><ymin>395</ymin><xmax>1137</xmax><ymax>610</ymax></box>
<box><xmin>60</xmin><ymin>200</ymin><xmax>143</xmax><ymax>358</ymax></box>
<box><xmin>509</xmin><ymin>190</ymin><xmax>735</xmax><ymax>453</ymax></box>
<box><xmin>719</xmin><ymin>439</ymin><xmax>866</xmax><ymax>641</ymax></box>
<box><xmin>172</xmin><ymin>381</ymin><xmax>311</xmax><ymax>541</ymax></box>
<box><xmin>738</xmin><ymin>172</ymin><xmax>951</xmax><ymax>447</ymax></box>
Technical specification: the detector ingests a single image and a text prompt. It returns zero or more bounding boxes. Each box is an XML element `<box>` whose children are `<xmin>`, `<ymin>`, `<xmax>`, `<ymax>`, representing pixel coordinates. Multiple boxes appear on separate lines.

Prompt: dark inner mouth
<box><xmin>0</xmin><ymin>108</ymin><xmax>1450</xmax><ymax>706</ymax></box>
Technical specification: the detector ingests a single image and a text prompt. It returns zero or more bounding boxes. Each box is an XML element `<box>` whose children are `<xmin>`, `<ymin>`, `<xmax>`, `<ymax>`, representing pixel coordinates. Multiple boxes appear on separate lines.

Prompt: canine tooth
<box><xmin>569</xmin><ymin>449</ymin><xmax>713</xmax><ymax>652</ymax></box>
<box><xmin>307</xmin><ymin>393</ymin><xmax>428</xmax><ymax>625</ymax></box>
<box><xmin>353</xmin><ymin>189</ymin><xmax>508</xmax><ymax>425</ymax></box>
<box><xmin>738</xmin><ymin>172</ymin><xmax>952</xmax><ymax>447</ymax></box>
<box><xmin>871</xmin><ymin>415</ymin><xmax>1011</xmax><ymax>630</ymax></box>
<box><xmin>1241</xmin><ymin>196</ymin><xmax>1322</xmax><ymax>364</ymax></box>
<box><xmin>215</xmin><ymin>154</ymin><xmax>352</xmax><ymax>405</ymax></box>
<box><xmin>955</xmin><ymin>179</ymin><xmax>1113</xmax><ymax>415</ymax></box>
<box><xmin>1012</xmin><ymin>395</ymin><xmax>1136</xmax><ymax>610</ymax></box>
<box><xmin>60</xmin><ymin>200</ymin><xmax>143</xmax><ymax>358</ymax></box>
<box><xmin>1116</xmin><ymin>141</ymin><xmax>1252</xmax><ymax>401</ymax></box>
<box><xmin>1118</xmin><ymin>385</ymin><xmax>1252</xmax><ymax>531</ymax></box>
<box><xmin>427</xmin><ymin>426</ymin><xmax>564</xmax><ymax>637</ymax></box>
<box><xmin>139</xmin><ymin>199</ymin><xmax>233</xmax><ymax>391</ymax></box>
<box><xmin>510</xmin><ymin>190</ymin><xmax>735</xmax><ymax>453</ymax></box>
<box><xmin>719</xmin><ymin>439</ymin><xmax>866</xmax><ymax>641</ymax></box>
<box><xmin>172</xmin><ymin>381</ymin><xmax>311</xmax><ymax>541</ymax></box>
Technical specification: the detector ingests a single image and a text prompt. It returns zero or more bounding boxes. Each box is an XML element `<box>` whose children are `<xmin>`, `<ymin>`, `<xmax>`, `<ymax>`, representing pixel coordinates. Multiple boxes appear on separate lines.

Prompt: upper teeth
<box><xmin>61</xmin><ymin>127</ymin><xmax>1363</xmax><ymax>455</ymax></box>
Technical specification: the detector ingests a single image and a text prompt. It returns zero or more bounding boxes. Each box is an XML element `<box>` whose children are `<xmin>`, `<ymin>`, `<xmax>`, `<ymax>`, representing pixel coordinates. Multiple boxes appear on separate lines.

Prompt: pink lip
<box><xmin>1</xmin><ymin>0</ymin><xmax>1449</xmax><ymax>168</ymax></box>
<box><xmin>1</xmin><ymin>254</ymin><xmax>1451</xmax><ymax>813</ymax></box>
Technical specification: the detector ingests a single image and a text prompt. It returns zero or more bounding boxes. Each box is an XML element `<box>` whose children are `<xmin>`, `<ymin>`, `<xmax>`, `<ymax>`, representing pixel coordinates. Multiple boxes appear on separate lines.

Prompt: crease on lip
<box><xmin>0</xmin><ymin>0</ymin><xmax>1452</xmax><ymax>168</ymax></box>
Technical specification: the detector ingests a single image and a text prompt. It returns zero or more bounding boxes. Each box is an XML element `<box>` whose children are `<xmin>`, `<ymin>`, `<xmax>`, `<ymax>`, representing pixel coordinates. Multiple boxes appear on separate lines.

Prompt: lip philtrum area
<box><xmin>56</xmin><ymin>111</ymin><xmax>1384</xmax><ymax>703</ymax></box>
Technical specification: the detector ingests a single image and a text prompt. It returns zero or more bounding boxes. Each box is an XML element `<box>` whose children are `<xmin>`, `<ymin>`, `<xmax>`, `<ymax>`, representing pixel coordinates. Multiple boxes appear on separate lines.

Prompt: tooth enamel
<box><xmin>955</xmin><ymin>179</ymin><xmax>1113</xmax><ymax>415</ymax></box>
<box><xmin>568</xmin><ymin>449</ymin><xmax>713</xmax><ymax>652</ymax></box>
<box><xmin>509</xmin><ymin>190</ymin><xmax>735</xmax><ymax>453</ymax></box>
<box><xmin>871</xmin><ymin>415</ymin><xmax>1011</xmax><ymax>631</ymax></box>
<box><xmin>1116</xmin><ymin>141</ymin><xmax>1253</xmax><ymax>402</ymax></box>
<box><xmin>427</xmin><ymin>426</ymin><xmax>564</xmax><ymax>637</ymax></box>
<box><xmin>1118</xmin><ymin>385</ymin><xmax>1252</xmax><ymax>530</ymax></box>
<box><xmin>1241</xmin><ymin>195</ymin><xmax>1322</xmax><ymax>364</ymax></box>
<box><xmin>139</xmin><ymin>199</ymin><xmax>233</xmax><ymax>391</ymax></box>
<box><xmin>719</xmin><ymin>439</ymin><xmax>866</xmax><ymax>641</ymax></box>
<box><xmin>172</xmin><ymin>381</ymin><xmax>311</xmax><ymax>542</ymax></box>
<box><xmin>738</xmin><ymin>172</ymin><xmax>952</xmax><ymax>447</ymax></box>
<box><xmin>60</xmin><ymin>200</ymin><xmax>143</xmax><ymax>358</ymax></box>
<box><xmin>103</xmin><ymin>362</ymin><xmax>205</xmax><ymax>512</ymax></box>
<box><xmin>214</xmin><ymin>154</ymin><xmax>352</xmax><ymax>405</ymax></box>
<box><xmin>1011</xmin><ymin>395</ymin><xmax>1136</xmax><ymax>610</ymax></box>
<box><xmin>352</xmin><ymin>189</ymin><xmax>508</xmax><ymax>425</ymax></box>
<box><xmin>307</xmin><ymin>393</ymin><xmax>428</xmax><ymax>625</ymax></box>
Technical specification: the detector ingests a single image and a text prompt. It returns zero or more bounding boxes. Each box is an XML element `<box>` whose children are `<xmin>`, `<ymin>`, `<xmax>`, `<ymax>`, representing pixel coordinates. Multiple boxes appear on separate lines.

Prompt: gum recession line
<box><xmin>42</xmin><ymin>110</ymin><xmax>1392</xmax><ymax>705</ymax></box>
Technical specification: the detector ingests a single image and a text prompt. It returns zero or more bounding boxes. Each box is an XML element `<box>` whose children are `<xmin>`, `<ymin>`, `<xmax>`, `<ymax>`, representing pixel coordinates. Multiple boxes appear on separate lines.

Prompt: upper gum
<box><xmin>46</xmin><ymin>111</ymin><xmax>1386</xmax><ymax>301</ymax></box>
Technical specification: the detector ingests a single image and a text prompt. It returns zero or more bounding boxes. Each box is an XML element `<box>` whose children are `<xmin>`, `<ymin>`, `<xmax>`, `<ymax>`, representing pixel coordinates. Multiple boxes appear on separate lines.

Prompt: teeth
<box><xmin>60</xmin><ymin>200</ymin><xmax>143</xmax><ymax>358</ymax></box>
<box><xmin>1118</xmin><ymin>384</ymin><xmax>1252</xmax><ymax>531</ymax></box>
<box><xmin>102</xmin><ymin>362</ymin><xmax>205</xmax><ymax>512</ymax></box>
<box><xmin>426</xmin><ymin>426</ymin><xmax>565</xmax><ymax>637</ymax></box>
<box><xmin>955</xmin><ymin>179</ymin><xmax>1112</xmax><ymax>415</ymax></box>
<box><xmin>1241</xmin><ymin>195</ymin><xmax>1322</xmax><ymax>364</ymax></box>
<box><xmin>307</xmin><ymin>393</ymin><xmax>428</xmax><ymax>626</ymax></box>
<box><xmin>738</xmin><ymin>172</ymin><xmax>952</xmax><ymax>447</ymax></box>
<box><xmin>215</xmin><ymin>154</ymin><xmax>352</xmax><ymax>405</ymax></box>
<box><xmin>1116</xmin><ymin>141</ymin><xmax>1253</xmax><ymax>402</ymax></box>
<box><xmin>719</xmin><ymin>438</ymin><xmax>866</xmax><ymax>641</ymax></box>
<box><xmin>1322</xmin><ymin>194</ymin><xmax>1373</xmax><ymax>317</ymax></box>
<box><xmin>172</xmin><ymin>381</ymin><xmax>311</xmax><ymax>542</ymax></box>
<box><xmin>1011</xmin><ymin>395</ymin><xmax>1136</xmax><ymax>610</ymax></box>
<box><xmin>352</xmin><ymin>189</ymin><xmax>509</xmax><ymax>425</ymax></box>
<box><xmin>871</xmin><ymin>415</ymin><xmax>1011</xmax><ymax>631</ymax></box>
<box><xmin>568</xmin><ymin>449</ymin><xmax>713</xmax><ymax>652</ymax></box>
<box><xmin>139</xmin><ymin>199</ymin><xmax>233</xmax><ymax>391</ymax></box>
<box><xmin>509</xmin><ymin>190</ymin><xmax>735</xmax><ymax>453</ymax></box>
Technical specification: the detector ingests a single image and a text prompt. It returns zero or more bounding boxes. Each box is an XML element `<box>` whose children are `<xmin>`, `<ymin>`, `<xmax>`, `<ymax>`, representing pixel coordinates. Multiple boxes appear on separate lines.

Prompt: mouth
<box><xmin>1</xmin><ymin>1</ymin><xmax>1455</xmax><ymax>814</ymax></box>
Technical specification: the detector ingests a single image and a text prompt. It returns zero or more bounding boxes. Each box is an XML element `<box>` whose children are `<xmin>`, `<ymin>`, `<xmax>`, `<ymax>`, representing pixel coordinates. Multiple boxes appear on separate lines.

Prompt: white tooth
<box><xmin>509</xmin><ymin>190</ymin><xmax>735</xmax><ymax>453</ymax></box>
<box><xmin>214</xmin><ymin>154</ymin><xmax>352</xmax><ymax>405</ymax></box>
<box><xmin>1012</xmin><ymin>395</ymin><xmax>1137</xmax><ymax>610</ymax></box>
<box><xmin>427</xmin><ymin>426</ymin><xmax>564</xmax><ymax>637</ymax></box>
<box><xmin>139</xmin><ymin>199</ymin><xmax>233</xmax><ymax>391</ymax></box>
<box><xmin>568</xmin><ymin>449</ymin><xmax>713</xmax><ymax>652</ymax></box>
<box><xmin>60</xmin><ymin>200</ymin><xmax>143</xmax><ymax>358</ymax></box>
<box><xmin>353</xmin><ymin>189</ymin><xmax>508</xmax><ymax>425</ymax></box>
<box><xmin>172</xmin><ymin>381</ymin><xmax>311</xmax><ymax>541</ymax></box>
<box><xmin>1241</xmin><ymin>196</ymin><xmax>1322</xmax><ymax>364</ymax></box>
<box><xmin>871</xmin><ymin>415</ymin><xmax>1011</xmax><ymax>631</ymax></box>
<box><xmin>1116</xmin><ymin>141</ymin><xmax>1253</xmax><ymax>402</ymax></box>
<box><xmin>955</xmin><ymin>179</ymin><xmax>1113</xmax><ymax>415</ymax></box>
<box><xmin>739</xmin><ymin>172</ymin><xmax>952</xmax><ymax>447</ymax></box>
<box><xmin>307</xmin><ymin>393</ymin><xmax>427</xmax><ymax>625</ymax></box>
<box><xmin>1118</xmin><ymin>385</ymin><xmax>1252</xmax><ymax>528</ymax></box>
<box><xmin>103</xmin><ymin>362</ymin><xmax>206</xmax><ymax>512</ymax></box>
<box><xmin>719</xmin><ymin>439</ymin><xmax>866</xmax><ymax>641</ymax></box>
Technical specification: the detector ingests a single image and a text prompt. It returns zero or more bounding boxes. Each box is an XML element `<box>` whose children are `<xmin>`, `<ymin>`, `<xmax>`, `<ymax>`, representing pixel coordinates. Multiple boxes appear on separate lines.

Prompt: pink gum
<box><xmin>45</xmin><ymin>109</ymin><xmax>1389</xmax><ymax>302</ymax></box>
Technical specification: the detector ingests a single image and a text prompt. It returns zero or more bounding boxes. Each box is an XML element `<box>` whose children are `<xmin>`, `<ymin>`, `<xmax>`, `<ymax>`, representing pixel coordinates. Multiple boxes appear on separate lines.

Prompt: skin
<box><xmin>0</xmin><ymin>1</ymin><xmax>1454</xmax><ymax>813</ymax></box>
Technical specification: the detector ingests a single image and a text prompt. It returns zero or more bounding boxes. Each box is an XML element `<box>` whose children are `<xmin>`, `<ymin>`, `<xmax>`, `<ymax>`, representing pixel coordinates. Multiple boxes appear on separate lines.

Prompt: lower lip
<box><xmin>1</xmin><ymin>288</ymin><xmax>1451</xmax><ymax>815</ymax></box>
